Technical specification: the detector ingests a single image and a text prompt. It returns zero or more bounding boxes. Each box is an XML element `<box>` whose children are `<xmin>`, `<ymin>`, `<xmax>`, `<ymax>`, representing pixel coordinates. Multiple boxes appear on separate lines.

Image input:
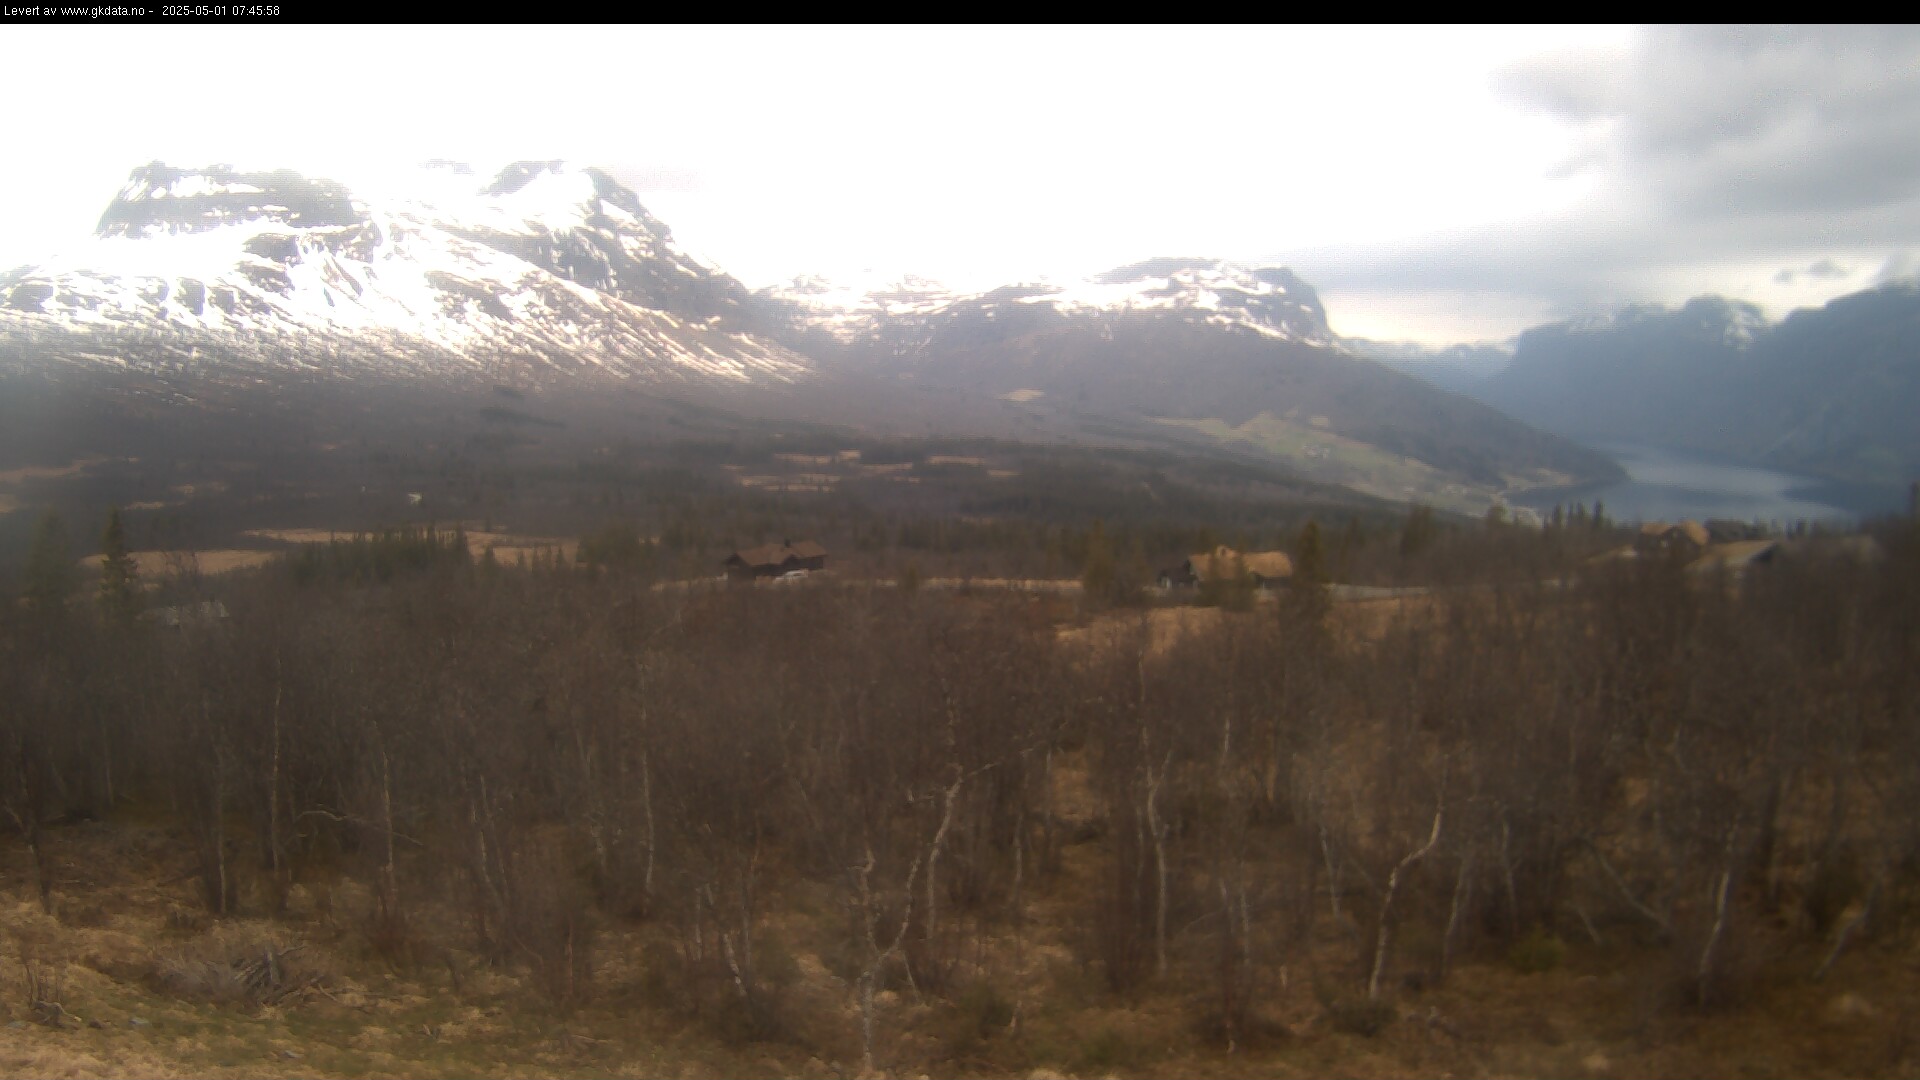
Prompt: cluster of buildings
<box><xmin>1156</xmin><ymin>545</ymin><xmax>1295</xmax><ymax>590</ymax></box>
<box><xmin>1595</xmin><ymin>520</ymin><xmax>1784</xmax><ymax>576</ymax></box>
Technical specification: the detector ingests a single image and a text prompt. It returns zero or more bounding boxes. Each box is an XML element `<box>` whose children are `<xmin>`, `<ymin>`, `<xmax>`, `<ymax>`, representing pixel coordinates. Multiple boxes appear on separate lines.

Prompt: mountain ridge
<box><xmin>1</xmin><ymin>159</ymin><xmax>1627</xmax><ymax>513</ymax></box>
<box><xmin>753</xmin><ymin>261</ymin><xmax>1623</xmax><ymax>507</ymax></box>
<box><xmin>1472</xmin><ymin>285</ymin><xmax>1920</xmax><ymax>486</ymax></box>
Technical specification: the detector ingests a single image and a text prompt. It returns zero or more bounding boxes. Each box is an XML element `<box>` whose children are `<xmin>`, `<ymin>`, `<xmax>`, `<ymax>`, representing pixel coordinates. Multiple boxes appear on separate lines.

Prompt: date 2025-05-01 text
<box><xmin>5</xmin><ymin>4</ymin><xmax>281</xmax><ymax>15</ymax></box>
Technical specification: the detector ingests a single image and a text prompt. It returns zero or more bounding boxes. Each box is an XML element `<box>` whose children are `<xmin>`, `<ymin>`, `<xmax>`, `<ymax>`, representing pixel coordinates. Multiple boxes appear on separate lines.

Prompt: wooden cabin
<box><xmin>724</xmin><ymin>540</ymin><xmax>828</xmax><ymax>581</ymax></box>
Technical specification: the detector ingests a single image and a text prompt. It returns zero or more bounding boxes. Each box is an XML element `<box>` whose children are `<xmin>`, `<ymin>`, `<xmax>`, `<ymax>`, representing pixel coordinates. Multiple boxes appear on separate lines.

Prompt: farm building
<box><xmin>724</xmin><ymin>540</ymin><xmax>828</xmax><ymax>580</ymax></box>
<box><xmin>1635</xmin><ymin>520</ymin><xmax>1710</xmax><ymax>558</ymax></box>
<box><xmin>1159</xmin><ymin>545</ymin><xmax>1293</xmax><ymax>589</ymax></box>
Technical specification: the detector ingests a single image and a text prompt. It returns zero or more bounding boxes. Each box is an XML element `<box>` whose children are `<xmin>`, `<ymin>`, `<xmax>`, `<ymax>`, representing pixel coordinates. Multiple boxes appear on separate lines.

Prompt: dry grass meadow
<box><xmin>1</xmin><ymin>755</ymin><xmax>1916</xmax><ymax>1080</ymax></box>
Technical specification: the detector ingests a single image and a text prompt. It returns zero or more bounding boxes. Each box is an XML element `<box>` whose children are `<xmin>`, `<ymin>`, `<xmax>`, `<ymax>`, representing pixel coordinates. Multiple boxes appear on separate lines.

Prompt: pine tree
<box><xmin>99</xmin><ymin>505</ymin><xmax>140</xmax><ymax>622</ymax></box>
<box><xmin>23</xmin><ymin>510</ymin><xmax>76</xmax><ymax>619</ymax></box>
<box><xmin>1285</xmin><ymin>519</ymin><xmax>1332</xmax><ymax>636</ymax></box>
<box><xmin>1336</xmin><ymin>517</ymin><xmax>1364</xmax><ymax>578</ymax></box>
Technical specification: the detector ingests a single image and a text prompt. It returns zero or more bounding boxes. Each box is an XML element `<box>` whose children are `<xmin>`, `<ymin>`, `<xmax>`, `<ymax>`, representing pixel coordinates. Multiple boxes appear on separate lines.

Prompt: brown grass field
<box><xmin>75</xmin><ymin>551</ymin><xmax>281</xmax><ymax>579</ymax></box>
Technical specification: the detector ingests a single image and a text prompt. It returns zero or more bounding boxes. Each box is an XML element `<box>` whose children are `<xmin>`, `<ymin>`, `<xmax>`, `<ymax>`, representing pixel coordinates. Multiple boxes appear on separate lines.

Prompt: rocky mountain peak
<box><xmin>96</xmin><ymin>163</ymin><xmax>365</xmax><ymax>239</ymax></box>
<box><xmin>1</xmin><ymin>160</ymin><xmax>804</xmax><ymax>383</ymax></box>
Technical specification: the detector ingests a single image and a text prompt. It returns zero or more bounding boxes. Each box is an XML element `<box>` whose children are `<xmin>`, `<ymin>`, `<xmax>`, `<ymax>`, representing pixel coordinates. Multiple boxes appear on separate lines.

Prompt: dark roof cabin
<box><xmin>724</xmin><ymin>540</ymin><xmax>828</xmax><ymax>580</ymax></box>
<box><xmin>1635</xmin><ymin>520</ymin><xmax>1710</xmax><ymax>558</ymax></box>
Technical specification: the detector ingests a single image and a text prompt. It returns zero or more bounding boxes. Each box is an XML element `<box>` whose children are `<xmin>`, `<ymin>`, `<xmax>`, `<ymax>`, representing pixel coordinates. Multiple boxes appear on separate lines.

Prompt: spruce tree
<box><xmin>1285</xmin><ymin>519</ymin><xmax>1332</xmax><ymax>636</ymax></box>
<box><xmin>23</xmin><ymin>510</ymin><xmax>76</xmax><ymax>619</ymax></box>
<box><xmin>99</xmin><ymin>505</ymin><xmax>140</xmax><ymax>622</ymax></box>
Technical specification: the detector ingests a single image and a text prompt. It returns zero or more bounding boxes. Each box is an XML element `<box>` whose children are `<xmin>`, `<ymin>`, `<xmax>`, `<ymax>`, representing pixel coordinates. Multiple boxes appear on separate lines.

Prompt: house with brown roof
<box><xmin>724</xmin><ymin>539</ymin><xmax>828</xmax><ymax>581</ymax></box>
<box><xmin>1635</xmin><ymin>520</ymin><xmax>1710</xmax><ymax>559</ymax></box>
<box><xmin>1159</xmin><ymin>545</ymin><xmax>1293</xmax><ymax>589</ymax></box>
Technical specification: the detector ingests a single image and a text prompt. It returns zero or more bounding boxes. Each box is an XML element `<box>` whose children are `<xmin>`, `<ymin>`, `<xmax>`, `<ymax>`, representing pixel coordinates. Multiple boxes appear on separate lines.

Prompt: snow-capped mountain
<box><xmin>0</xmin><ymin>161</ymin><xmax>1629</xmax><ymax>507</ymax></box>
<box><xmin>761</xmin><ymin>257</ymin><xmax>1331</xmax><ymax>346</ymax></box>
<box><xmin>771</xmin><ymin>270</ymin><xmax>964</xmax><ymax>331</ymax></box>
<box><xmin>1038</xmin><ymin>258</ymin><xmax>1331</xmax><ymax>343</ymax></box>
<box><xmin>753</xmin><ymin>254</ymin><xmax>1622</xmax><ymax>504</ymax></box>
<box><xmin>0</xmin><ymin>161</ymin><xmax>808</xmax><ymax>383</ymax></box>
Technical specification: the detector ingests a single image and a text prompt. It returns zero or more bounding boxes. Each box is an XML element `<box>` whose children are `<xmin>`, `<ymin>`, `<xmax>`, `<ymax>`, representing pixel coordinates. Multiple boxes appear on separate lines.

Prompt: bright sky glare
<box><xmin>2</xmin><ymin>24</ymin><xmax>1915</xmax><ymax>344</ymax></box>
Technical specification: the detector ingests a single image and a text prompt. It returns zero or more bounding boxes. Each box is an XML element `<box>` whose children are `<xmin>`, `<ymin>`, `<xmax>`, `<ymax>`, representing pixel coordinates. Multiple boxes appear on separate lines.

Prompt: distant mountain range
<box><xmin>754</xmin><ymin>264</ymin><xmax>1619</xmax><ymax>506</ymax></box>
<box><xmin>1370</xmin><ymin>288</ymin><xmax>1920</xmax><ymax>488</ymax></box>
<box><xmin>0</xmin><ymin>160</ymin><xmax>1628</xmax><ymax>513</ymax></box>
<box><xmin>1345</xmin><ymin>339</ymin><xmax>1515</xmax><ymax>398</ymax></box>
<box><xmin>762</xmin><ymin>258</ymin><xmax>1335</xmax><ymax>347</ymax></box>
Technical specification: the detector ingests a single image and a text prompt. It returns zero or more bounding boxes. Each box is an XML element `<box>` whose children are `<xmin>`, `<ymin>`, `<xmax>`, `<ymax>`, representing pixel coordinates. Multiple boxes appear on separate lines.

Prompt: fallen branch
<box><xmin>1592</xmin><ymin>846</ymin><xmax>1672</xmax><ymax>937</ymax></box>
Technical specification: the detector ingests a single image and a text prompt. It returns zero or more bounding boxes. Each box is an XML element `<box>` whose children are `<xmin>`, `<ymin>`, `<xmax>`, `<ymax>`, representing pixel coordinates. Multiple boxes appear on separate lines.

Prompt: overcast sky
<box><xmin>2</xmin><ymin>24</ymin><xmax>1916</xmax><ymax>344</ymax></box>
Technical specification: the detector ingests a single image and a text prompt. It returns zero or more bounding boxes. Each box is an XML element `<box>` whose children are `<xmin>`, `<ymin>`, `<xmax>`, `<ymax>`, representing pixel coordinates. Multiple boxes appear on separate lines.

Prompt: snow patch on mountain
<box><xmin>1028</xmin><ymin>258</ymin><xmax>1332</xmax><ymax>343</ymax></box>
<box><xmin>2</xmin><ymin>161</ymin><xmax>807</xmax><ymax>384</ymax></box>
<box><xmin>771</xmin><ymin>271</ymin><xmax>963</xmax><ymax>335</ymax></box>
<box><xmin>1557</xmin><ymin>297</ymin><xmax>1770</xmax><ymax>345</ymax></box>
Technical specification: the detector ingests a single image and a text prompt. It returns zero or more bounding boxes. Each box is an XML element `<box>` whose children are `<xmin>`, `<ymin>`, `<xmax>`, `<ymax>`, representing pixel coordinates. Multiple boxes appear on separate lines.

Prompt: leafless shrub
<box><xmin>19</xmin><ymin>946</ymin><xmax>75</xmax><ymax>1029</ymax></box>
<box><xmin>147</xmin><ymin>932</ymin><xmax>332</xmax><ymax>1010</ymax></box>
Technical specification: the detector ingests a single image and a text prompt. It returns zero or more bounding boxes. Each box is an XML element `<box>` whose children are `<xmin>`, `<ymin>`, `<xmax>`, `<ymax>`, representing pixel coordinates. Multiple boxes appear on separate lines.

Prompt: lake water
<box><xmin>1513</xmin><ymin>442</ymin><xmax>1897</xmax><ymax>527</ymax></box>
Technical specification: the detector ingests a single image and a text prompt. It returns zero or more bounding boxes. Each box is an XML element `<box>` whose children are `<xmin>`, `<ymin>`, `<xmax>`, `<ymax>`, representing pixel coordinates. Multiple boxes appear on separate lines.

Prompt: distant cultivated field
<box><xmin>76</xmin><ymin>550</ymin><xmax>279</xmax><ymax>577</ymax></box>
<box><xmin>1156</xmin><ymin>412</ymin><xmax>1488</xmax><ymax>512</ymax></box>
<box><xmin>245</xmin><ymin>528</ymin><xmax>578</xmax><ymax>566</ymax></box>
